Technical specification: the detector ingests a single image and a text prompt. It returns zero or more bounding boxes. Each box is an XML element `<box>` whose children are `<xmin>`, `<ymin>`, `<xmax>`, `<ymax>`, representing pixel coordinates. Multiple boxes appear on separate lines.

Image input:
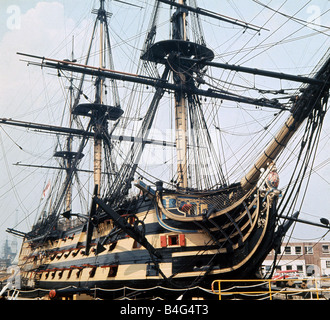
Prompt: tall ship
<box><xmin>1</xmin><ymin>0</ymin><xmax>329</xmax><ymax>299</ymax></box>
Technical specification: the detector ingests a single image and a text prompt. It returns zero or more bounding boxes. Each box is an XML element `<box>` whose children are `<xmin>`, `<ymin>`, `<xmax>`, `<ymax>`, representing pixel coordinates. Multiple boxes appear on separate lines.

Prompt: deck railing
<box><xmin>211</xmin><ymin>278</ymin><xmax>330</xmax><ymax>300</ymax></box>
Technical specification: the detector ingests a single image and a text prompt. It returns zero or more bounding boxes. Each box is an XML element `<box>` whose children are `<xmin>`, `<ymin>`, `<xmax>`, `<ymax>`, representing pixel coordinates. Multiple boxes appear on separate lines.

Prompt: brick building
<box><xmin>262</xmin><ymin>241</ymin><xmax>330</xmax><ymax>277</ymax></box>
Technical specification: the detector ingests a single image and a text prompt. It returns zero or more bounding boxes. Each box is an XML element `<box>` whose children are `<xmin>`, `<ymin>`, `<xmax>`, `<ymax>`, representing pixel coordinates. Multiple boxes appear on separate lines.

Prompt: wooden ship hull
<box><xmin>18</xmin><ymin>181</ymin><xmax>279</xmax><ymax>298</ymax></box>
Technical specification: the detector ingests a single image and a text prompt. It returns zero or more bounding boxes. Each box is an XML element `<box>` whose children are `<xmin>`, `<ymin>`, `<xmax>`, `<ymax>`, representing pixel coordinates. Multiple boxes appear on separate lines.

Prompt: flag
<box><xmin>42</xmin><ymin>180</ymin><xmax>51</xmax><ymax>199</ymax></box>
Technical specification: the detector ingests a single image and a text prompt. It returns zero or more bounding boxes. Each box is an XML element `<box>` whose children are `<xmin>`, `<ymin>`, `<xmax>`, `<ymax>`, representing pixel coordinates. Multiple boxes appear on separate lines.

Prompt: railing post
<box><xmin>211</xmin><ymin>280</ymin><xmax>222</xmax><ymax>300</ymax></box>
<box><xmin>268</xmin><ymin>279</ymin><xmax>272</xmax><ymax>300</ymax></box>
<box><xmin>314</xmin><ymin>278</ymin><xmax>319</xmax><ymax>300</ymax></box>
<box><xmin>218</xmin><ymin>281</ymin><xmax>222</xmax><ymax>300</ymax></box>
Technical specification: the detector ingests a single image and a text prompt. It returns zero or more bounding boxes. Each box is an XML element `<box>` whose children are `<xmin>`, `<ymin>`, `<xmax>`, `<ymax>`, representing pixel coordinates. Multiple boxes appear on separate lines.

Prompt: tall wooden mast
<box><xmin>174</xmin><ymin>0</ymin><xmax>188</xmax><ymax>189</ymax></box>
<box><xmin>66</xmin><ymin>37</ymin><xmax>75</xmax><ymax>212</ymax></box>
<box><xmin>72</xmin><ymin>0</ymin><xmax>122</xmax><ymax>198</ymax></box>
<box><xmin>53</xmin><ymin>36</ymin><xmax>80</xmax><ymax>217</ymax></box>
<box><xmin>64</xmin><ymin>0</ymin><xmax>123</xmax><ymax>207</ymax></box>
<box><xmin>93</xmin><ymin>0</ymin><xmax>106</xmax><ymax>197</ymax></box>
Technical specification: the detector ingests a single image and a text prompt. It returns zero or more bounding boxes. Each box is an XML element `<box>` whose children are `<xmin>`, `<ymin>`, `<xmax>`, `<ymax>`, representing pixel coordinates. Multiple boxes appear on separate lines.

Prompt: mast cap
<box><xmin>53</xmin><ymin>151</ymin><xmax>84</xmax><ymax>160</ymax></box>
<box><xmin>141</xmin><ymin>39</ymin><xmax>214</xmax><ymax>64</ymax></box>
<box><xmin>73</xmin><ymin>103</ymin><xmax>124</xmax><ymax>121</ymax></box>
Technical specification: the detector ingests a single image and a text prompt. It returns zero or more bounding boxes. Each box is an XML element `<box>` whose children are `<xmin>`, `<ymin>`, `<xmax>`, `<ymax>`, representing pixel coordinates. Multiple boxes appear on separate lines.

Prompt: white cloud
<box><xmin>0</xmin><ymin>2</ymin><xmax>77</xmax><ymax>118</ymax></box>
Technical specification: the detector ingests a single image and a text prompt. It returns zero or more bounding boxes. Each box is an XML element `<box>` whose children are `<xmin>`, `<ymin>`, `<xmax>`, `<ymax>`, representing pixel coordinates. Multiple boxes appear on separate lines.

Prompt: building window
<box><xmin>326</xmin><ymin>261</ymin><xmax>330</xmax><ymax>268</ymax></box>
<box><xmin>322</xmin><ymin>245</ymin><xmax>329</xmax><ymax>254</ymax></box>
<box><xmin>284</xmin><ymin>246</ymin><xmax>291</xmax><ymax>254</ymax></box>
<box><xmin>305</xmin><ymin>246</ymin><xmax>313</xmax><ymax>254</ymax></box>
<box><xmin>297</xmin><ymin>265</ymin><xmax>303</xmax><ymax>272</ymax></box>
<box><xmin>295</xmin><ymin>246</ymin><xmax>302</xmax><ymax>255</ymax></box>
<box><xmin>286</xmin><ymin>265</ymin><xmax>292</xmax><ymax>271</ymax></box>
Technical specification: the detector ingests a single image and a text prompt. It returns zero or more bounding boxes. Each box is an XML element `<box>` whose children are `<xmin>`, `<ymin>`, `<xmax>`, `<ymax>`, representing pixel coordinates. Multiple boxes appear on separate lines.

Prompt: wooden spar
<box><xmin>240</xmin><ymin>114</ymin><xmax>297</xmax><ymax>190</ymax></box>
<box><xmin>93</xmin><ymin>0</ymin><xmax>105</xmax><ymax>197</ymax></box>
<box><xmin>0</xmin><ymin>118</ymin><xmax>177</xmax><ymax>147</ymax></box>
<box><xmin>20</xmin><ymin>51</ymin><xmax>325</xmax><ymax>88</ymax></box>
<box><xmin>157</xmin><ymin>0</ymin><xmax>268</xmax><ymax>32</ymax></box>
<box><xmin>13</xmin><ymin>162</ymin><xmax>115</xmax><ymax>175</ymax></box>
<box><xmin>17</xmin><ymin>52</ymin><xmax>153</xmax><ymax>81</ymax></box>
<box><xmin>93</xmin><ymin>196</ymin><xmax>161</xmax><ymax>259</ymax></box>
<box><xmin>175</xmin><ymin>0</ymin><xmax>188</xmax><ymax>189</ymax></box>
<box><xmin>65</xmin><ymin>36</ymin><xmax>75</xmax><ymax>214</ymax></box>
<box><xmin>180</xmin><ymin>57</ymin><xmax>326</xmax><ymax>85</ymax></box>
<box><xmin>175</xmin><ymin>93</ymin><xmax>188</xmax><ymax>189</ymax></box>
<box><xmin>17</xmin><ymin>53</ymin><xmax>287</xmax><ymax>110</ymax></box>
<box><xmin>278</xmin><ymin>213</ymin><xmax>330</xmax><ymax>230</ymax></box>
<box><xmin>240</xmin><ymin>55</ymin><xmax>330</xmax><ymax>190</ymax></box>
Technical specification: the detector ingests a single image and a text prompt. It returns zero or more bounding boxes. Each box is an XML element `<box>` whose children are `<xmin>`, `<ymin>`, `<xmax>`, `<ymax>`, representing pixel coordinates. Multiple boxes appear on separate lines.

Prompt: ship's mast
<box><xmin>66</xmin><ymin>36</ymin><xmax>75</xmax><ymax>212</ymax></box>
<box><xmin>94</xmin><ymin>0</ymin><xmax>106</xmax><ymax>197</ymax></box>
<box><xmin>57</xmin><ymin>0</ymin><xmax>122</xmax><ymax>211</ymax></box>
<box><xmin>53</xmin><ymin>36</ymin><xmax>78</xmax><ymax>217</ymax></box>
<box><xmin>174</xmin><ymin>0</ymin><xmax>188</xmax><ymax>189</ymax></box>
